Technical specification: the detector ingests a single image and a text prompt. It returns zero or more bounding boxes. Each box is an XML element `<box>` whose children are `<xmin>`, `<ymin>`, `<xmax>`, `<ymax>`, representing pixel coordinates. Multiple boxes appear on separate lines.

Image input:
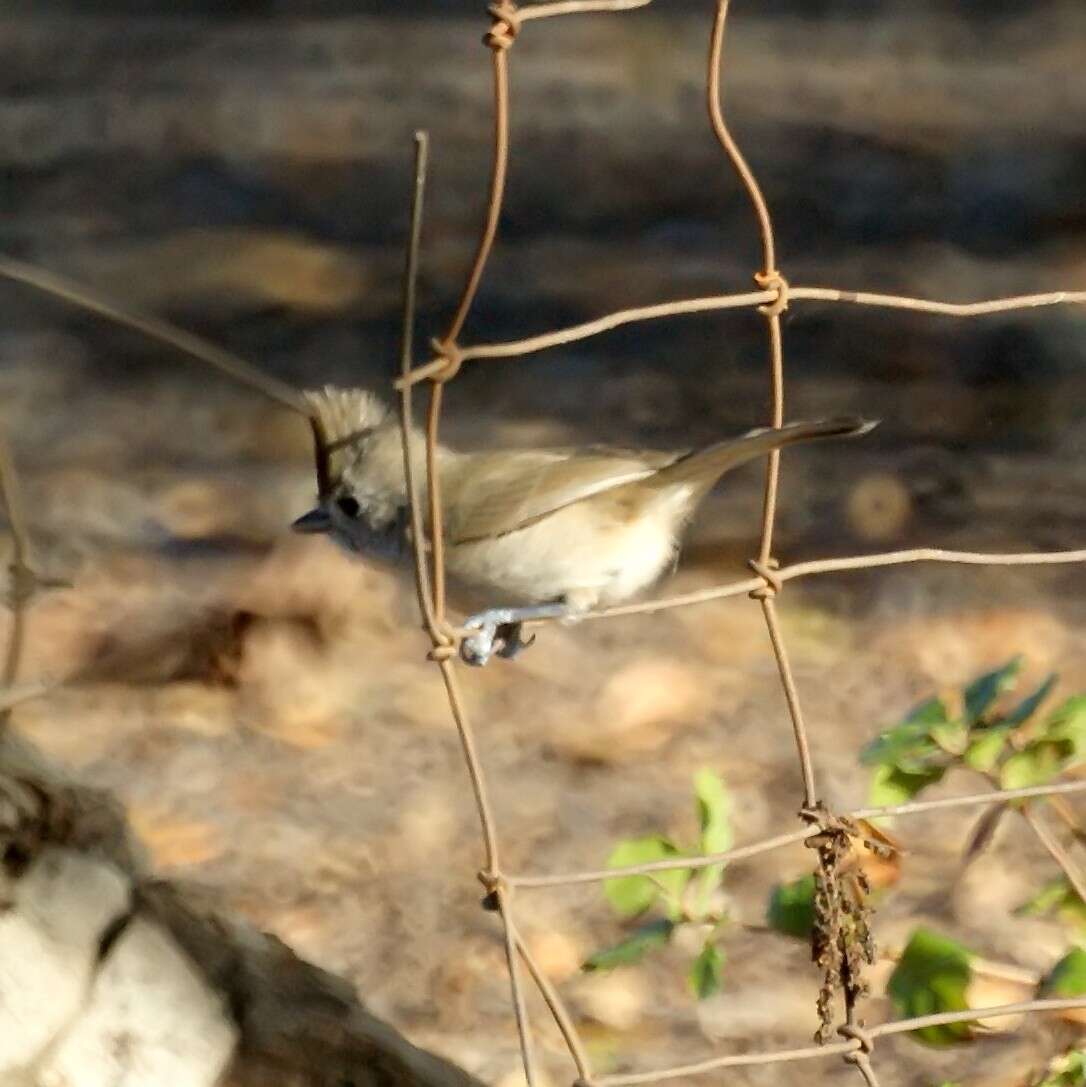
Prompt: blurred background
<box><xmin>0</xmin><ymin>2</ymin><xmax>1084</xmax><ymax>1085</ymax></box>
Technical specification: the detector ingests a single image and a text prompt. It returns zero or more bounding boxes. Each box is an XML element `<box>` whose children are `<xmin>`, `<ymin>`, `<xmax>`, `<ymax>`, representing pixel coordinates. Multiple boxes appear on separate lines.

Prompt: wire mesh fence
<box><xmin>1</xmin><ymin>1</ymin><xmax>1085</xmax><ymax>1085</ymax></box>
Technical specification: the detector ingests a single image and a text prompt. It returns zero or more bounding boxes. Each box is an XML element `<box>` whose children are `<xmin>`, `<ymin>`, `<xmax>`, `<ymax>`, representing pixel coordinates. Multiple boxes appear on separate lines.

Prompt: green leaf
<box><xmin>1016</xmin><ymin>878</ymin><xmax>1086</xmax><ymax>936</ymax></box>
<box><xmin>930</xmin><ymin>717</ymin><xmax>969</xmax><ymax>757</ymax></box>
<box><xmin>1000</xmin><ymin>745</ymin><xmax>1064</xmax><ymax>791</ymax></box>
<box><xmin>1046</xmin><ymin>697</ymin><xmax>1086</xmax><ymax>765</ymax></box>
<box><xmin>582</xmin><ymin>919</ymin><xmax>675</xmax><ymax>972</ymax></box>
<box><xmin>964</xmin><ymin>657</ymin><xmax>1022</xmax><ymax>724</ymax></box>
<box><xmin>694</xmin><ymin>770</ymin><xmax>733</xmax><ymax>856</ymax></box>
<box><xmin>907</xmin><ymin>696</ymin><xmax>954</xmax><ymax>727</ymax></box>
<box><xmin>1004</xmin><ymin>674</ymin><xmax>1057</xmax><ymax>727</ymax></box>
<box><xmin>1040</xmin><ymin>948</ymin><xmax>1086</xmax><ymax>998</ymax></box>
<box><xmin>869</xmin><ymin>762</ymin><xmax>947</xmax><ymax>807</ymax></box>
<box><xmin>963</xmin><ymin>728</ymin><xmax>1010</xmax><ymax>772</ymax></box>
<box><xmin>887</xmin><ymin>928</ymin><xmax>974</xmax><ymax>1046</ymax></box>
<box><xmin>861</xmin><ymin>697</ymin><xmax>948</xmax><ymax>772</ymax></box>
<box><xmin>604</xmin><ymin>836</ymin><xmax>689</xmax><ymax>919</ymax></box>
<box><xmin>1002</xmin><ymin>697</ymin><xmax>1086</xmax><ymax>791</ymax></box>
<box><xmin>689</xmin><ymin>941</ymin><xmax>724</xmax><ymax>999</ymax></box>
<box><xmin>1033</xmin><ymin>1049</ymin><xmax>1086</xmax><ymax>1087</ymax></box>
<box><xmin>692</xmin><ymin>770</ymin><xmax>733</xmax><ymax>909</ymax></box>
<box><xmin>965</xmin><ymin>675</ymin><xmax>1058</xmax><ymax>772</ymax></box>
<box><xmin>766</xmin><ymin>874</ymin><xmax>816</xmax><ymax>939</ymax></box>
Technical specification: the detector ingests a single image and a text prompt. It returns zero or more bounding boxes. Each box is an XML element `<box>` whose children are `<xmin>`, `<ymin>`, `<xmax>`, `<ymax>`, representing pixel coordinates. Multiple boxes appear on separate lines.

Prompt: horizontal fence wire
<box><xmin>0</xmin><ymin>2</ymin><xmax>1083</xmax><ymax>1086</ymax></box>
<box><xmin>398</xmin><ymin>285</ymin><xmax>1086</xmax><ymax>382</ymax></box>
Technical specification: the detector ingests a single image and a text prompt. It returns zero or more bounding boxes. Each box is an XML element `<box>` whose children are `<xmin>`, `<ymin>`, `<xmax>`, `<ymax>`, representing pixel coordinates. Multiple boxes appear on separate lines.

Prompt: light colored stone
<box><xmin>0</xmin><ymin>849</ymin><xmax>130</xmax><ymax>1073</ymax></box>
<box><xmin>964</xmin><ymin>972</ymin><xmax>1034</xmax><ymax>1033</ymax></box>
<box><xmin>495</xmin><ymin>1064</ymin><xmax>555</xmax><ymax>1087</ymax></box>
<box><xmin>39</xmin><ymin>917</ymin><xmax>238</xmax><ymax>1087</ymax></box>
<box><xmin>571</xmin><ymin>969</ymin><xmax>649</xmax><ymax>1031</ymax></box>
<box><xmin>523</xmin><ymin>931</ymin><xmax>582</xmax><ymax>984</ymax></box>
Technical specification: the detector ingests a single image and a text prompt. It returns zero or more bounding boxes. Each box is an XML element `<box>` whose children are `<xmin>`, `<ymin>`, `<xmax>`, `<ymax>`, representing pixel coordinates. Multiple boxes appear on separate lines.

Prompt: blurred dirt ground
<box><xmin>1</xmin><ymin>3</ymin><xmax>1085</xmax><ymax>1086</ymax></box>
<box><xmin>2</xmin><ymin>371</ymin><xmax>1085</xmax><ymax>1087</ymax></box>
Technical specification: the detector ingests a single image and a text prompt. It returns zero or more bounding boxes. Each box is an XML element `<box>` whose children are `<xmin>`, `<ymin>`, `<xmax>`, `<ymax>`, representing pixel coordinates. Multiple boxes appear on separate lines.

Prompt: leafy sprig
<box><xmin>584</xmin><ymin>770</ymin><xmax>733</xmax><ymax>998</ymax></box>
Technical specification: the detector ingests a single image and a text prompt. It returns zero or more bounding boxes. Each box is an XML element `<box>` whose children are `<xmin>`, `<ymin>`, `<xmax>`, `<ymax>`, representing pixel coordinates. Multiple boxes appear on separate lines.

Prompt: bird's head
<box><xmin>291</xmin><ymin>386</ymin><xmax>407</xmax><ymax>557</ymax></box>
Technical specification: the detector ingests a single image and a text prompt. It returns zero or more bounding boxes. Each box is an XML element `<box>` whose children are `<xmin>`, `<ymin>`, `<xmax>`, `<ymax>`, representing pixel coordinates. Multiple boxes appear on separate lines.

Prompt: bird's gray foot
<box><xmin>495</xmin><ymin>622</ymin><xmax>535</xmax><ymax>660</ymax></box>
<box><xmin>459</xmin><ymin>618</ymin><xmax>500</xmax><ymax>667</ymax></box>
<box><xmin>459</xmin><ymin>603</ymin><xmax>568</xmax><ymax>667</ymax></box>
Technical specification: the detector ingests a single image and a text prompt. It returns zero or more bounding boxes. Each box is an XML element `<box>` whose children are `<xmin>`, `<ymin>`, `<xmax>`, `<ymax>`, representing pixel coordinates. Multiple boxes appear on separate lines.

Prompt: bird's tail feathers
<box><xmin>641</xmin><ymin>416</ymin><xmax>877</xmax><ymax>499</ymax></box>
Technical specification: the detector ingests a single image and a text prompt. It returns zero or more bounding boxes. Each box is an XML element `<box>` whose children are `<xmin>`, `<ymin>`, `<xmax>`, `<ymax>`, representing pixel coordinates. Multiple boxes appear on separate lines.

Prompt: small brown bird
<box><xmin>293</xmin><ymin>387</ymin><xmax>875</xmax><ymax>664</ymax></box>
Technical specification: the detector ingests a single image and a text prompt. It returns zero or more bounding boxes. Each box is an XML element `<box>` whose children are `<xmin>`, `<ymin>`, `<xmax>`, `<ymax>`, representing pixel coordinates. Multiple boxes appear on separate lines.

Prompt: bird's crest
<box><xmin>304</xmin><ymin>385</ymin><xmax>391</xmax><ymax>487</ymax></box>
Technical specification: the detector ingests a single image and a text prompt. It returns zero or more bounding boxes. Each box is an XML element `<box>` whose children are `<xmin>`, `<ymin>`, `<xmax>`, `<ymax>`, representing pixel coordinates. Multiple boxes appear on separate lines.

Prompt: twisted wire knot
<box><xmin>838</xmin><ymin>1022</ymin><xmax>875</xmax><ymax>1055</ymax></box>
<box><xmin>477</xmin><ymin>869</ymin><xmax>504</xmax><ymax>894</ymax></box>
<box><xmin>477</xmin><ymin>868</ymin><xmax>506</xmax><ymax>911</ymax></box>
<box><xmin>484</xmin><ymin>3</ymin><xmax>521</xmax><ymax>52</ymax></box>
<box><xmin>839</xmin><ymin>1021</ymin><xmax>877</xmax><ymax>1080</ymax></box>
<box><xmin>801</xmin><ymin>802</ymin><xmax>899</xmax><ymax>858</ymax></box>
<box><xmin>755</xmin><ymin>269</ymin><xmax>790</xmax><ymax>317</ymax></box>
<box><xmin>748</xmin><ymin>557</ymin><xmax>782</xmax><ymax>601</ymax></box>
<box><xmin>800</xmin><ymin>802</ymin><xmax>857</xmax><ymax>847</ymax></box>
<box><xmin>428</xmin><ymin>338</ymin><xmax>464</xmax><ymax>384</ymax></box>
<box><xmin>426</xmin><ymin>619</ymin><xmax>462</xmax><ymax>663</ymax></box>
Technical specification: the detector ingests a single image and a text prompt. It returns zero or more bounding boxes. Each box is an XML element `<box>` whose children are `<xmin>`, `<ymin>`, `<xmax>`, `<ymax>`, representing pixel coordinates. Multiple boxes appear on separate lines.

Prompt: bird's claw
<box><xmin>459</xmin><ymin>615</ymin><xmax>535</xmax><ymax>666</ymax></box>
<box><xmin>496</xmin><ymin>622</ymin><xmax>535</xmax><ymax>660</ymax></box>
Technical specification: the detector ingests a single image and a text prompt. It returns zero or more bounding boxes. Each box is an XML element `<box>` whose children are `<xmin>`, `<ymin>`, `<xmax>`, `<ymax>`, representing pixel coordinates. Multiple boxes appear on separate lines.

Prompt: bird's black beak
<box><xmin>291</xmin><ymin>507</ymin><xmax>333</xmax><ymax>534</ymax></box>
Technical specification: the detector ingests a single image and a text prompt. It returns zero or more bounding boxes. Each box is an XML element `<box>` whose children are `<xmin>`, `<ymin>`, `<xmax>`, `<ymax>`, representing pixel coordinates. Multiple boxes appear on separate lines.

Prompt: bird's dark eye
<box><xmin>336</xmin><ymin>495</ymin><xmax>360</xmax><ymax>518</ymax></box>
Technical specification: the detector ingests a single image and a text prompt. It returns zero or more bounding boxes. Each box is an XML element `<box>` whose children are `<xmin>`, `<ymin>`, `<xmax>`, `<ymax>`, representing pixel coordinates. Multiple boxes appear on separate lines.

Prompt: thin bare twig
<box><xmin>0</xmin><ymin>255</ymin><xmax>307</xmax><ymax>416</ymax></box>
<box><xmin>398</xmin><ymin>132</ymin><xmax>440</xmax><ymax>638</ymax></box>
<box><xmin>1020</xmin><ymin>806</ymin><xmax>1086</xmax><ymax>907</ymax></box>
<box><xmin>0</xmin><ymin>255</ymin><xmax>338</xmax><ymax>495</ymax></box>
<box><xmin>1047</xmin><ymin>794</ymin><xmax>1086</xmax><ymax>845</ymax></box>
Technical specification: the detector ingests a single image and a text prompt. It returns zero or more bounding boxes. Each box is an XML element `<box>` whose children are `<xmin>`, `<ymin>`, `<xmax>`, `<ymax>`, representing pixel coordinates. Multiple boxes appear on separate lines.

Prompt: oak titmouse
<box><xmin>293</xmin><ymin>387</ymin><xmax>875</xmax><ymax>664</ymax></box>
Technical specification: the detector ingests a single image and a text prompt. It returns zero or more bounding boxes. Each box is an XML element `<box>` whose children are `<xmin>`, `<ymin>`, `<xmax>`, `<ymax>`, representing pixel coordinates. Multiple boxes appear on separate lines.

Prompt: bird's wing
<box><xmin>443</xmin><ymin>448</ymin><xmax>663</xmax><ymax>543</ymax></box>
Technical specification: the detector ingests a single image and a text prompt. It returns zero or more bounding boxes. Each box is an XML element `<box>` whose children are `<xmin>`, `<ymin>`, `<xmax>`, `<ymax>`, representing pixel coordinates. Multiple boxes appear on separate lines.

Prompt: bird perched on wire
<box><xmin>293</xmin><ymin>387</ymin><xmax>876</xmax><ymax>665</ymax></box>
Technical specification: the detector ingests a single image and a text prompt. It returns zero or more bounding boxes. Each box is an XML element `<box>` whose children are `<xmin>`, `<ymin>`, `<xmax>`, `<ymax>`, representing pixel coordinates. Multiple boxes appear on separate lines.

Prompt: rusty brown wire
<box><xmin>592</xmin><ymin>997</ymin><xmax>1086</xmax><ymax>1085</ymax></box>
<box><xmin>0</xmin><ymin>0</ymin><xmax>1083</xmax><ymax>1084</ymax></box>
<box><xmin>391</xmin><ymin>2</ymin><xmax>1086</xmax><ymax>1086</ymax></box>
<box><xmin>397</xmin><ymin>286</ymin><xmax>1086</xmax><ymax>383</ymax></box>
<box><xmin>397</xmin><ymin>122</ymin><xmax>539</xmax><ymax>1080</ymax></box>
<box><xmin>506</xmin><ymin>779</ymin><xmax>1086</xmax><ymax>889</ymax></box>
